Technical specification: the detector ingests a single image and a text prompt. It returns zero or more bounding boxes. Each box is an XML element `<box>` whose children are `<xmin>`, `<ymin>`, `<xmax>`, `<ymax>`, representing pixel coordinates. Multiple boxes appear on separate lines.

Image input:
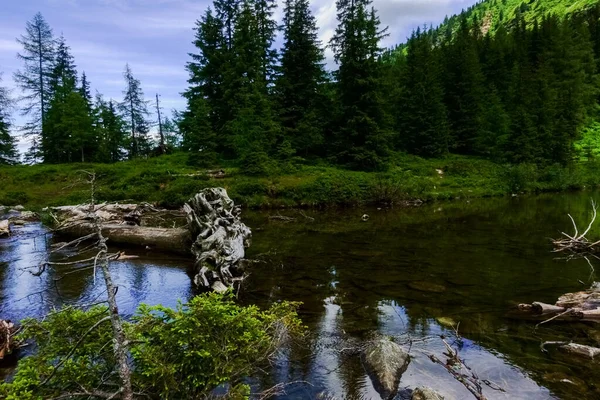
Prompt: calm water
<box><xmin>1</xmin><ymin>192</ymin><xmax>600</xmax><ymax>399</ymax></box>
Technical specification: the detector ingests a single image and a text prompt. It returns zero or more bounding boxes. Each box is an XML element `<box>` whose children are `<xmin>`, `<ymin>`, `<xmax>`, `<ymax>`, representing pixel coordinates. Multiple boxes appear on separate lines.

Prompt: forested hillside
<box><xmin>1</xmin><ymin>0</ymin><xmax>600</xmax><ymax>183</ymax></box>
<box><xmin>439</xmin><ymin>0</ymin><xmax>600</xmax><ymax>35</ymax></box>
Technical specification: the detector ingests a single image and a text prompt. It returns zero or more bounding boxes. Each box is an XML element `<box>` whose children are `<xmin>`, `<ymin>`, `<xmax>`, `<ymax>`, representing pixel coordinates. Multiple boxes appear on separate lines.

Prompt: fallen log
<box><xmin>542</xmin><ymin>341</ymin><xmax>600</xmax><ymax>359</ymax></box>
<box><xmin>55</xmin><ymin>222</ymin><xmax>192</xmax><ymax>255</ymax></box>
<box><xmin>517</xmin><ymin>285</ymin><xmax>600</xmax><ymax>322</ymax></box>
<box><xmin>48</xmin><ymin>188</ymin><xmax>253</xmax><ymax>292</ymax></box>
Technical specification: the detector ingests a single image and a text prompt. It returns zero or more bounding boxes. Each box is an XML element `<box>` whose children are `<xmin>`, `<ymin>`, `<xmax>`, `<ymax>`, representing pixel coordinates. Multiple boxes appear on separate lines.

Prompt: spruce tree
<box><xmin>120</xmin><ymin>64</ymin><xmax>151</xmax><ymax>158</ymax></box>
<box><xmin>277</xmin><ymin>0</ymin><xmax>327</xmax><ymax>157</ymax></box>
<box><xmin>330</xmin><ymin>0</ymin><xmax>390</xmax><ymax>170</ymax></box>
<box><xmin>43</xmin><ymin>36</ymin><xmax>94</xmax><ymax>163</ymax></box>
<box><xmin>226</xmin><ymin>0</ymin><xmax>279</xmax><ymax>167</ymax></box>
<box><xmin>442</xmin><ymin>15</ymin><xmax>487</xmax><ymax>154</ymax></box>
<box><xmin>180</xmin><ymin>96</ymin><xmax>217</xmax><ymax>166</ymax></box>
<box><xmin>184</xmin><ymin>8</ymin><xmax>232</xmax><ymax>154</ymax></box>
<box><xmin>79</xmin><ymin>71</ymin><xmax>93</xmax><ymax>114</ymax></box>
<box><xmin>14</xmin><ymin>12</ymin><xmax>55</xmax><ymax>161</ymax></box>
<box><xmin>397</xmin><ymin>28</ymin><xmax>449</xmax><ymax>157</ymax></box>
<box><xmin>0</xmin><ymin>75</ymin><xmax>18</xmax><ymax>164</ymax></box>
<box><xmin>254</xmin><ymin>0</ymin><xmax>278</xmax><ymax>84</ymax></box>
<box><xmin>95</xmin><ymin>94</ymin><xmax>128</xmax><ymax>163</ymax></box>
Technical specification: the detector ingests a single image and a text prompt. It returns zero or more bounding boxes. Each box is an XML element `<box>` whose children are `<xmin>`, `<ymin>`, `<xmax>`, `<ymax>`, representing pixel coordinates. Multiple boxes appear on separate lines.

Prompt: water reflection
<box><xmin>241</xmin><ymin>192</ymin><xmax>600</xmax><ymax>399</ymax></box>
<box><xmin>2</xmin><ymin>192</ymin><xmax>600</xmax><ymax>399</ymax></box>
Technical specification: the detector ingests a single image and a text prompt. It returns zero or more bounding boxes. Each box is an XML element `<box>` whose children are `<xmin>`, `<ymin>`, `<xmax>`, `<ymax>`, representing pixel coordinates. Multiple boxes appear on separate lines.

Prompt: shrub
<box><xmin>0</xmin><ymin>294</ymin><xmax>302</xmax><ymax>400</ymax></box>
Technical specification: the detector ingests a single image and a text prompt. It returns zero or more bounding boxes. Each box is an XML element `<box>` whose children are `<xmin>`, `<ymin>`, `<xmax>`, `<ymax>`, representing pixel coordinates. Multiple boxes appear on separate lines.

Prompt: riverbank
<box><xmin>1</xmin><ymin>153</ymin><xmax>599</xmax><ymax>209</ymax></box>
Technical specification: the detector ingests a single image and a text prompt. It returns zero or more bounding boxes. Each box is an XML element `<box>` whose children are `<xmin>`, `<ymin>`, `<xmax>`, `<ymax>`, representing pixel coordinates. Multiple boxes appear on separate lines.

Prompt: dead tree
<box><xmin>553</xmin><ymin>200</ymin><xmax>600</xmax><ymax>257</ymax></box>
<box><xmin>184</xmin><ymin>188</ymin><xmax>252</xmax><ymax>292</ymax></box>
<box><xmin>85</xmin><ymin>171</ymin><xmax>134</xmax><ymax>400</ymax></box>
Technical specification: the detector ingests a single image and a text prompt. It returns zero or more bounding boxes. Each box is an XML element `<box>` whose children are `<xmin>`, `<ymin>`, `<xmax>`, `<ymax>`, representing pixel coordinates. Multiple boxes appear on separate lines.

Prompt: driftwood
<box><xmin>0</xmin><ymin>319</ymin><xmax>20</xmax><ymax>360</ymax></box>
<box><xmin>184</xmin><ymin>188</ymin><xmax>251</xmax><ymax>292</ymax></box>
<box><xmin>541</xmin><ymin>341</ymin><xmax>600</xmax><ymax>360</ymax></box>
<box><xmin>0</xmin><ymin>219</ymin><xmax>9</xmax><ymax>237</ymax></box>
<box><xmin>553</xmin><ymin>200</ymin><xmax>600</xmax><ymax>257</ymax></box>
<box><xmin>47</xmin><ymin>188</ymin><xmax>253</xmax><ymax>292</ymax></box>
<box><xmin>517</xmin><ymin>285</ymin><xmax>600</xmax><ymax>323</ymax></box>
<box><xmin>50</xmin><ymin>203</ymin><xmax>191</xmax><ymax>254</ymax></box>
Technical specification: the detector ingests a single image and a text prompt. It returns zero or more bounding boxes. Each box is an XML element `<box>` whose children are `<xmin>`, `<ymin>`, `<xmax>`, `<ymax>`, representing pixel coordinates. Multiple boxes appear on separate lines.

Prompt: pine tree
<box><xmin>180</xmin><ymin>96</ymin><xmax>217</xmax><ymax>166</ymax></box>
<box><xmin>120</xmin><ymin>64</ymin><xmax>151</xmax><ymax>158</ymax></box>
<box><xmin>79</xmin><ymin>71</ymin><xmax>93</xmax><ymax>114</ymax></box>
<box><xmin>330</xmin><ymin>0</ymin><xmax>390</xmax><ymax>170</ymax></box>
<box><xmin>95</xmin><ymin>94</ymin><xmax>128</xmax><ymax>163</ymax></box>
<box><xmin>42</xmin><ymin>36</ymin><xmax>96</xmax><ymax>163</ymax></box>
<box><xmin>254</xmin><ymin>0</ymin><xmax>278</xmax><ymax>84</ymax></box>
<box><xmin>277</xmin><ymin>0</ymin><xmax>327</xmax><ymax>157</ymax></box>
<box><xmin>442</xmin><ymin>15</ymin><xmax>487</xmax><ymax>154</ymax></box>
<box><xmin>184</xmin><ymin>8</ymin><xmax>232</xmax><ymax>154</ymax></box>
<box><xmin>397</xmin><ymin>28</ymin><xmax>449</xmax><ymax>157</ymax></box>
<box><xmin>226</xmin><ymin>0</ymin><xmax>279</xmax><ymax>166</ymax></box>
<box><xmin>14</xmin><ymin>12</ymin><xmax>55</xmax><ymax>161</ymax></box>
<box><xmin>0</xmin><ymin>75</ymin><xmax>18</xmax><ymax>165</ymax></box>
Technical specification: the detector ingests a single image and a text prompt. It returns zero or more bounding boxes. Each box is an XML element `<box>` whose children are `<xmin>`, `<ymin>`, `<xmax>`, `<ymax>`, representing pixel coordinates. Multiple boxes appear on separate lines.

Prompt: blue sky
<box><xmin>0</xmin><ymin>0</ymin><xmax>478</xmax><ymax>151</ymax></box>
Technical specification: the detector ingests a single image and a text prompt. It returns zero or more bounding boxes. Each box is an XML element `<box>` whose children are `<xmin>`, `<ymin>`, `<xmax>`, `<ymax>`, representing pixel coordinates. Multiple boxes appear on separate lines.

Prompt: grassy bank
<box><xmin>1</xmin><ymin>153</ymin><xmax>599</xmax><ymax>210</ymax></box>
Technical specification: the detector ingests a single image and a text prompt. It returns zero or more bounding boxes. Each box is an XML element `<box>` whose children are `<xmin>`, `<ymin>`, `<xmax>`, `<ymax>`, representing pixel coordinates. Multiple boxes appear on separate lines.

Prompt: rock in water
<box><xmin>0</xmin><ymin>220</ymin><xmax>9</xmax><ymax>237</ymax></box>
<box><xmin>184</xmin><ymin>188</ymin><xmax>252</xmax><ymax>291</ymax></box>
<box><xmin>362</xmin><ymin>337</ymin><xmax>410</xmax><ymax>400</ymax></box>
<box><xmin>412</xmin><ymin>387</ymin><xmax>444</xmax><ymax>400</ymax></box>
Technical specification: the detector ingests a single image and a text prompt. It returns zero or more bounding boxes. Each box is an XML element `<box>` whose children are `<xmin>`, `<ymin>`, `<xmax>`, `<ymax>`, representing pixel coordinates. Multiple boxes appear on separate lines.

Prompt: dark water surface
<box><xmin>2</xmin><ymin>192</ymin><xmax>600</xmax><ymax>399</ymax></box>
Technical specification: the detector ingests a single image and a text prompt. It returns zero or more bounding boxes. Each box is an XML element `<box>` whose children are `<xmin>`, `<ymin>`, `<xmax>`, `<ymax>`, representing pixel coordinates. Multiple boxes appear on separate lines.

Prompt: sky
<box><xmin>0</xmin><ymin>0</ymin><xmax>479</xmax><ymax>152</ymax></box>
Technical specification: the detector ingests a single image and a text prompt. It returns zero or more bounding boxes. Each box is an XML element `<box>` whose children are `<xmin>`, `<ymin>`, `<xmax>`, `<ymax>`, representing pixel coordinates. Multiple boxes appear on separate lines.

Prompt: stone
<box><xmin>362</xmin><ymin>337</ymin><xmax>410</xmax><ymax>400</ymax></box>
<box><xmin>435</xmin><ymin>317</ymin><xmax>457</xmax><ymax>328</ymax></box>
<box><xmin>409</xmin><ymin>281</ymin><xmax>446</xmax><ymax>293</ymax></box>
<box><xmin>18</xmin><ymin>211</ymin><xmax>39</xmax><ymax>221</ymax></box>
<box><xmin>13</xmin><ymin>205</ymin><xmax>25</xmax><ymax>211</ymax></box>
<box><xmin>0</xmin><ymin>220</ymin><xmax>9</xmax><ymax>237</ymax></box>
<box><xmin>412</xmin><ymin>387</ymin><xmax>444</xmax><ymax>400</ymax></box>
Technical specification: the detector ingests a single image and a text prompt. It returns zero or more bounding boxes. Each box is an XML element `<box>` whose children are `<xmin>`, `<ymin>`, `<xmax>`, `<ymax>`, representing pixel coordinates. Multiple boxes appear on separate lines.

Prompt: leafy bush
<box><xmin>502</xmin><ymin>163</ymin><xmax>538</xmax><ymax>193</ymax></box>
<box><xmin>0</xmin><ymin>293</ymin><xmax>302</xmax><ymax>400</ymax></box>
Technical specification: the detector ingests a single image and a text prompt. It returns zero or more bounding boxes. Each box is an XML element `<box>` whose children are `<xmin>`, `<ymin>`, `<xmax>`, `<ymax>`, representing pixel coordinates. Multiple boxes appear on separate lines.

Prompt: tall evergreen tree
<box><xmin>95</xmin><ymin>94</ymin><xmax>128</xmax><ymax>163</ymax></box>
<box><xmin>0</xmin><ymin>75</ymin><xmax>18</xmax><ymax>164</ymax></box>
<box><xmin>277</xmin><ymin>0</ymin><xmax>327</xmax><ymax>157</ymax></box>
<box><xmin>254</xmin><ymin>0</ymin><xmax>278</xmax><ymax>84</ymax></box>
<box><xmin>225</xmin><ymin>0</ymin><xmax>279</xmax><ymax>166</ymax></box>
<box><xmin>330</xmin><ymin>0</ymin><xmax>390</xmax><ymax>170</ymax></box>
<box><xmin>442</xmin><ymin>15</ymin><xmax>488</xmax><ymax>154</ymax></box>
<box><xmin>180</xmin><ymin>96</ymin><xmax>217</xmax><ymax>166</ymax></box>
<box><xmin>120</xmin><ymin>64</ymin><xmax>151</xmax><ymax>158</ymax></box>
<box><xmin>184</xmin><ymin>8</ymin><xmax>232</xmax><ymax>154</ymax></box>
<box><xmin>79</xmin><ymin>71</ymin><xmax>93</xmax><ymax>114</ymax></box>
<box><xmin>397</xmin><ymin>28</ymin><xmax>449</xmax><ymax>157</ymax></box>
<box><xmin>14</xmin><ymin>12</ymin><xmax>55</xmax><ymax>161</ymax></box>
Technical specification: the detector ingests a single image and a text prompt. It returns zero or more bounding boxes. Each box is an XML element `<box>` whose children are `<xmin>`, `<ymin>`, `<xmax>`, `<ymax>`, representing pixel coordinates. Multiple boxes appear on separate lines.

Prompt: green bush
<box><xmin>0</xmin><ymin>293</ymin><xmax>302</xmax><ymax>400</ymax></box>
<box><xmin>502</xmin><ymin>163</ymin><xmax>538</xmax><ymax>193</ymax></box>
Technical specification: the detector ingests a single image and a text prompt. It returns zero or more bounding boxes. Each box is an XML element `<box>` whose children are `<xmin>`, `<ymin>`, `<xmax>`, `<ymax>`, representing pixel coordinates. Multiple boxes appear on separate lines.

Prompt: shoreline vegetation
<box><xmin>1</xmin><ymin>153</ymin><xmax>599</xmax><ymax>210</ymax></box>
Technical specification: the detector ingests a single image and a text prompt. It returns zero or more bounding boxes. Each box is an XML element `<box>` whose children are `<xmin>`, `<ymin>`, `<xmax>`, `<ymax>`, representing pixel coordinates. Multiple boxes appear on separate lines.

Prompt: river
<box><xmin>1</xmin><ymin>192</ymin><xmax>599</xmax><ymax>399</ymax></box>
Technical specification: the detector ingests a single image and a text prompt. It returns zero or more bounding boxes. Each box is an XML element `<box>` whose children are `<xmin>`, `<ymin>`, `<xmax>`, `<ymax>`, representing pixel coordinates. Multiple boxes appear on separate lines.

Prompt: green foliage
<box><xmin>130</xmin><ymin>293</ymin><xmax>302</xmax><ymax>399</ymax></box>
<box><xmin>0</xmin><ymin>294</ymin><xmax>302</xmax><ymax>400</ymax></box>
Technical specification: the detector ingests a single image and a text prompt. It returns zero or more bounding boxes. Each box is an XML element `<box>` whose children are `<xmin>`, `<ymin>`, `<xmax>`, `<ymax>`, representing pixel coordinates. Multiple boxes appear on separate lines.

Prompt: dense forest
<box><xmin>1</xmin><ymin>0</ymin><xmax>600</xmax><ymax>172</ymax></box>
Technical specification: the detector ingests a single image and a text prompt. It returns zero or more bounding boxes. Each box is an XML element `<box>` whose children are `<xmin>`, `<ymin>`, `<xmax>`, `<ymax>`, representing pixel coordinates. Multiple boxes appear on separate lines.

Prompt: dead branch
<box><xmin>268</xmin><ymin>214</ymin><xmax>296</xmax><ymax>222</ymax></box>
<box><xmin>553</xmin><ymin>200</ymin><xmax>600</xmax><ymax>257</ymax></box>
<box><xmin>85</xmin><ymin>171</ymin><xmax>135</xmax><ymax>400</ymax></box>
<box><xmin>429</xmin><ymin>337</ymin><xmax>487</xmax><ymax>400</ymax></box>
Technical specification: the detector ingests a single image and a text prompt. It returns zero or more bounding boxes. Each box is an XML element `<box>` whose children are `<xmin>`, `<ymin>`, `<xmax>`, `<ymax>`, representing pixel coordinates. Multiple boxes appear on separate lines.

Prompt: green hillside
<box><xmin>448</xmin><ymin>0</ymin><xmax>599</xmax><ymax>34</ymax></box>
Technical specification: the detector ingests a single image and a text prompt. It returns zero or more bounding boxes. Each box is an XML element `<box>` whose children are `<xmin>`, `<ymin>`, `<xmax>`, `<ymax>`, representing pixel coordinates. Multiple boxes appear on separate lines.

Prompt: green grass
<box><xmin>1</xmin><ymin>152</ymin><xmax>599</xmax><ymax>210</ymax></box>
